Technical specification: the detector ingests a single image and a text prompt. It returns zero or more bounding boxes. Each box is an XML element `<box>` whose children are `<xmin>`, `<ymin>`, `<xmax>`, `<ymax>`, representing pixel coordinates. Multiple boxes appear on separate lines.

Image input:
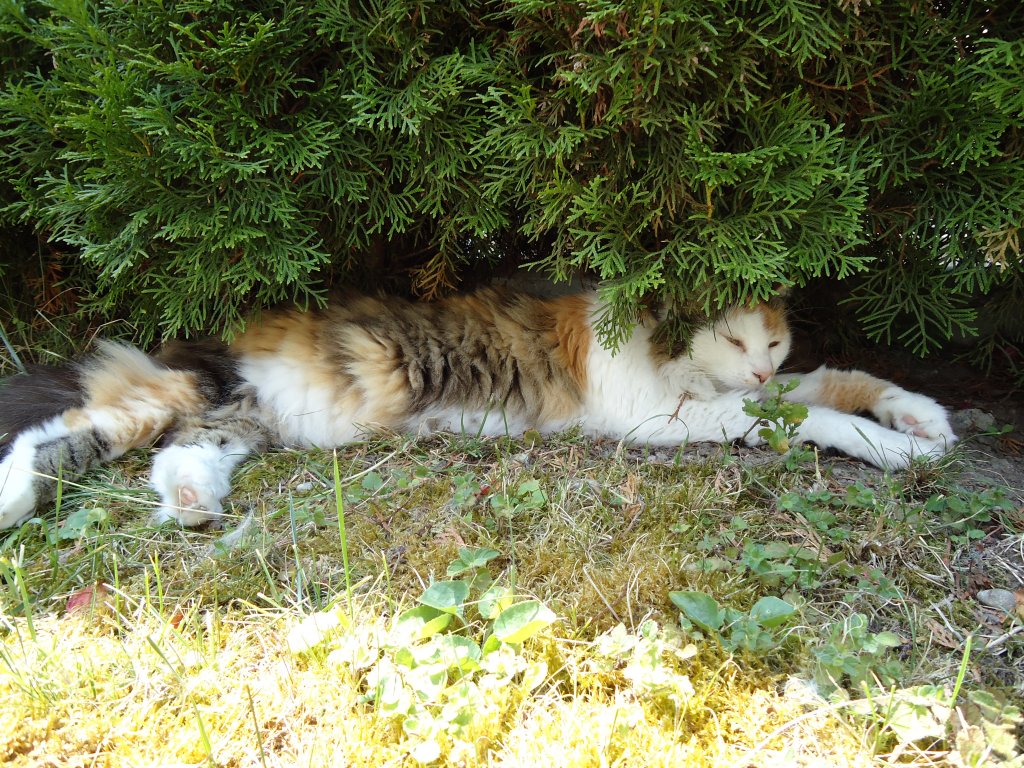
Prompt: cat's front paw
<box><xmin>870</xmin><ymin>433</ymin><xmax>949</xmax><ymax>470</ymax></box>
<box><xmin>151</xmin><ymin>444</ymin><xmax>231</xmax><ymax>527</ymax></box>
<box><xmin>873</xmin><ymin>387</ymin><xmax>957</xmax><ymax>445</ymax></box>
<box><xmin>0</xmin><ymin>450</ymin><xmax>39</xmax><ymax>530</ymax></box>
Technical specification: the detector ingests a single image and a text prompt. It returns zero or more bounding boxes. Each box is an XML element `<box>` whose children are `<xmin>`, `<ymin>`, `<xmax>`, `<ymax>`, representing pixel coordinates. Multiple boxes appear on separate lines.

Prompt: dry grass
<box><xmin>0</xmin><ymin>434</ymin><xmax>1021</xmax><ymax>767</ymax></box>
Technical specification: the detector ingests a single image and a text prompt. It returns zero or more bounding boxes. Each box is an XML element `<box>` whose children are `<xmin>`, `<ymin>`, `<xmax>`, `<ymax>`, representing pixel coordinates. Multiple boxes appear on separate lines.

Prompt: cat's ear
<box><xmin>639</xmin><ymin>296</ymin><xmax>670</xmax><ymax>326</ymax></box>
<box><xmin>772</xmin><ymin>282</ymin><xmax>792</xmax><ymax>298</ymax></box>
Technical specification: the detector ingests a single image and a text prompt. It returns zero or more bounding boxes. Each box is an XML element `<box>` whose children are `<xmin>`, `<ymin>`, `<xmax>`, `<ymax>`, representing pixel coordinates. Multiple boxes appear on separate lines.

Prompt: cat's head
<box><xmin>687</xmin><ymin>301</ymin><xmax>792</xmax><ymax>391</ymax></box>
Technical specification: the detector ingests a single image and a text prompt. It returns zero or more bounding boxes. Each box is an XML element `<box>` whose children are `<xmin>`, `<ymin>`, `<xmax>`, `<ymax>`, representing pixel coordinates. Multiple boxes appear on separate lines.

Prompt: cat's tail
<box><xmin>0</xmin><ymin>339</ymin><xmax>239</xmax><ymax>529</ymax></box>
<box><xmin>0</xmin><ymin>362</ymin><xmax>86</xmax><ymax>459</ymax></box>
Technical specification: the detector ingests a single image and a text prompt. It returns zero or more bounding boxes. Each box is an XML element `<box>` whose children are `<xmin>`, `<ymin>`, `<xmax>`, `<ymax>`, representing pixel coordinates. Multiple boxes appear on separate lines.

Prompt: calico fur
<box><xmin>0</xmin><ymin>288</ymin><xmax>956</xmax><ymax>529</ymax></box>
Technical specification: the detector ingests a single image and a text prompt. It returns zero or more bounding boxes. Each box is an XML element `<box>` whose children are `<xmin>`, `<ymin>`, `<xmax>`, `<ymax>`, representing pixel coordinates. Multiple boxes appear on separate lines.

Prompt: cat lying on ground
<box><xmin>0</xmin><ymin>288</ymin><xmax>956</xmax><ymax>529</ymax></box>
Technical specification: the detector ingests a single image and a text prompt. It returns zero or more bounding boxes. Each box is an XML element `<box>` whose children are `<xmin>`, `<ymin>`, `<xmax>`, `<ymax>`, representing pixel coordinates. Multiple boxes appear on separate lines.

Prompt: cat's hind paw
<box><xmin>151</xmin><ymin>444</ymin><xmax>232</xmax><ymax>527</ymax></box>
<box><xmin>873</xmin><ymin>387</ymin><xmax>957</xmax><ymax>446</ymax></box>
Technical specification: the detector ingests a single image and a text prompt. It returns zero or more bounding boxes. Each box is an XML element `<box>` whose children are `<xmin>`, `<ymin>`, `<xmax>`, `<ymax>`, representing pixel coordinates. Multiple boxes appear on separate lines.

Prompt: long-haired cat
<box><xmin>0</xmin><ymin>288</ymin><xmax>955</xmax><ymax>529</ymax></box>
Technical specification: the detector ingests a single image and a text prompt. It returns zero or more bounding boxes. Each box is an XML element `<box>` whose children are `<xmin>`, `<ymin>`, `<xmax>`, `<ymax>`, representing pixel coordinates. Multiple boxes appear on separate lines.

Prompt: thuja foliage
<box><xmin>0</xmin><ymin>1</ymin><xmax>1022</xmax><ymax>355</ymax></box>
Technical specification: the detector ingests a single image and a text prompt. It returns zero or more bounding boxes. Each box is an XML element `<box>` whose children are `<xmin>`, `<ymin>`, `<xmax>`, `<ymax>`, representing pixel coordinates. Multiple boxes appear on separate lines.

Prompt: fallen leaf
<box><xmin>924</xmin><ymin>619</ymin><xmax>961</xmax><ymax>650</ymax></box>
<box><xmin>168</xmin><ymin>607</ymin><xmax>186</xmax><ymax>629</ymax></box>
<box><xmin>66</xmin><ymin>583</ymin><xmax>110</xmax><ymax>616</ymax></box>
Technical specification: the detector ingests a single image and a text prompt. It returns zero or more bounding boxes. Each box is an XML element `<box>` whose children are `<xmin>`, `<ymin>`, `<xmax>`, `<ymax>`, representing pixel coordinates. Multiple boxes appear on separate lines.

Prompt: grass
<box><xmin>0</xmin><ymin>432</ymin><xmax>1022</xmax><ymax>767</ymax></box>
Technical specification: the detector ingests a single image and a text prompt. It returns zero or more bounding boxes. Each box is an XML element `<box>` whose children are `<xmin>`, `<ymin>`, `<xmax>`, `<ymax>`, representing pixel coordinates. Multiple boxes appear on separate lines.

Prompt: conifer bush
<box><xmin>0</xmin><ymin>1</ymin><xmax>1021</xmax><ymax>360</ymax></box>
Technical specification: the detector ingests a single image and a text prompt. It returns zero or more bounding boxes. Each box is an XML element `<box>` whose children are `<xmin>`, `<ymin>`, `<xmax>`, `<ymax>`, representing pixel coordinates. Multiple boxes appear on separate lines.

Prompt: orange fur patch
<box><xmin>339</xmin><ymin>325</ymin><xmax>414</xmax><ymax>426</ymax></box>
<box><xmin>549</xmin><ymin>295</ymin><xmax>592</xmax><ymax>391</ymax></box>
<box><xmin>234</xmin><ymin>290</ymin><xmax>591</xmax><ymax>433</ymax></box>
<box><xmin>235</xmin><ymin>306</ymin><xmax>387</xmax><ymax>427</ymax></box>
<box><xmin>758</xmin><ymin>301</ymin><xmax>789</xmax><ymax>336</ymax></box>
<box><xmin>814</xmin><ymin>369</ymin><xmax>888</xmax><ymax>414</ymax></box>
<box><xmin>70</xmin><ymin>346</ymin><xmax>207</xmax><ymax>449</ymax></box>
<box><xmin>235</xmin><ymin>309</ymin><xmax>340</xmax><ymax>391</ymax></box>
<box><xmin>233</xmin><ymin>309</ymin><xmax>321</xmax><ymax>362</ymax></box>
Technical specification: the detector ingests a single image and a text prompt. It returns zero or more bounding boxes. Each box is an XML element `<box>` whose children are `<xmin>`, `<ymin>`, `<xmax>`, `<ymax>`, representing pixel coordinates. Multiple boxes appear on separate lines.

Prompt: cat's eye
<box><xmin>726</xmin><ymin>337</ymin><xmax>745</xmax><ymax>350</ymax></box>
<box><xmin>768</xmin><ymin>341</ymin><xmax>780</xmax><ymax>349</ymax></box>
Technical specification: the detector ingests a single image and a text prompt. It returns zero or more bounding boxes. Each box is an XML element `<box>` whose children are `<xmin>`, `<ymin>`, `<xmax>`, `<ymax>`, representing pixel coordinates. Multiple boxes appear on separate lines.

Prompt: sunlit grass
<box><xmin>0</xmin><ymin>434</ymin><xmax>1021</xmax><ymax>766</ymax></box>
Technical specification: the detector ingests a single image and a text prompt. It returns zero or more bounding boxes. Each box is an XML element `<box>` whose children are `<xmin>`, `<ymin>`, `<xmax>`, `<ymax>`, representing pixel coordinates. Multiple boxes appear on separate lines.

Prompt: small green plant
<box><xmin>955</xmin><ymin>689</ymin><xmax>1024</xmax><ymax>768</ymax></box>
<box><xmin>57</xmin><ymin>505</ymin><xmax>111</xmax><ymax>540</ymax></box>
<box><xmin>743</xmin><ymin>380</ymin><xmax>814</xmax><ymax>467</ymax></box>
<box><xmin>739</xmin><ymin>541</ymin><xmax>823</xmax><ymax>590</ymax></box>
<box><xmin>923</xmin><ymin>487</ymin><xmax>1012</xmax><ymax>546</ymax></box>
<box><xmin>849</xmin><ymin>684</ymin><xmax>956</xmax><ymax>747</ymax></box>
<box><xmin>287</xmin><ymin>546</ymin><xmax>555</xmax><ymax>764</ymax></box>
<box><xmin>691</xmin><ymin>536</ymin><xmax>824</xmax><ymax>590</ymax></box>
<box><xmin>854</xmin><ymin>567</ymin><xmax>903</xmax><ymax>601</ymax></box>
<box><xmin>669</xmin><ymin>591</ymin><xmax>797</xmax><ymax>653</ymax></box>
<box><xmin>489</xmin><ymin>478</ymin><xmax>547</xmax><ymax>517</ymax></box>
<box><xmin>777</xmin><ymin>483</ymin><xmax>884</xmax><ymax>543</ymax></box>
<box><xmin>450</xmin><ymin>472</ymin><xmax>491</xmax><ymax>511</ymax></box>
<box><xmin>811</xmin><ymin>613</ymin><xmax>903</xmax><ymax>693</ymax></box>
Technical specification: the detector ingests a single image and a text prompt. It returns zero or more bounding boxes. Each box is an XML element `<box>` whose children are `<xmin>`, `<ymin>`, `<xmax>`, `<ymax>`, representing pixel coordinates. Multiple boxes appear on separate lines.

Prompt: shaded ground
<box><xmin>808</xmin><ymin>341</ymin><xmax>1024</xmax><ymax>635</ymax></box>
<box><xmin>882</xmin><ymin>349</ymin><xmax>1024</xmax><ymax>502</ymax></box>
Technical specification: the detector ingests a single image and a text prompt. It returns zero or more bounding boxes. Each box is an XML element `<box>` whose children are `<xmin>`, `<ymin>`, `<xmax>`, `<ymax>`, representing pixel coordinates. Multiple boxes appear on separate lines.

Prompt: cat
<box><xmin>0</xmin><ymin>288</ymin><xmax>956</xmax><ymax>530</ymax></box>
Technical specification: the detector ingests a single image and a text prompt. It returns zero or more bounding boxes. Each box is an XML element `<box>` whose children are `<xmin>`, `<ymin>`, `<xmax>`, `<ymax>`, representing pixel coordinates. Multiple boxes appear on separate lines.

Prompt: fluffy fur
<box><xmin>0</xmin><ymin>288</ymin><xmax>956</xmax><ymax>529</ymax></box>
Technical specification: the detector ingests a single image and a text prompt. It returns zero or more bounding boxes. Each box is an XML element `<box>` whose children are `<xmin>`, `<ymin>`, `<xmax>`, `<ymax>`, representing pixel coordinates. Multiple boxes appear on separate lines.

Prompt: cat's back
<box><xmin>229</xmin><ymin>288</ymin><xmax>595</xmax><ymax>445</ymax></box>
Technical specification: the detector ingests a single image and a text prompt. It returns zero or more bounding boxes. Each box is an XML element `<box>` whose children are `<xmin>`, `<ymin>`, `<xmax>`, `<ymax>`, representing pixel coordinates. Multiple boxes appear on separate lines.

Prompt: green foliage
<box><xmin>0</xmin><ymin>0</ymin><xmax>1020</xmax><ymax>357</ymax></box>
<box><xmin>288</xmin><ymin>545</ymin><xmax>555</xmax><ymax>764</ymax></box>
<box><xmin>811</xmin><ymin>613</ymin><xmax>904</xmax><ymax>692</ymax></box>
<box><xmin>56</xmin><ymin>504</ymin><xmax>109</xmax><ymax>540</ymax></box>
<box><xmin>923</xmin><ymin>487</ymin><xmax>1014</xmax><ymax>545</ymax></box>
<box><xmin>489</xmin><ymin>477</ymin><xmax>548</xmax><ymax>517</ymax></box>
<box><xmin>591</xmin><ymin>620</ymin><xmax>697</xmax><ymax>709</ymax></box>
<box><xmin>743</xmin><ymin>379</ymin><xmax>812</xmax><ymax>466</ymax></box>
<box><xmin>956</xmin><ymin>689</ymin><xmax>1024</xmax><ymax>768</ymax></box>
<box><xmin>669</xmin><ymin>590</ymin><xmax>797</xmax><ymax>653</ymax></box>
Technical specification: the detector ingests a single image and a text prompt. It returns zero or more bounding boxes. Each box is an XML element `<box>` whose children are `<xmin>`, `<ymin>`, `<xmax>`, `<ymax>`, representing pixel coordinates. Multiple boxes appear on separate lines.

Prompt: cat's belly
<box><xmin>237</xmin><ymin>355</ymin><xmax>369</xmax><ymax>447</ymax></box>
<box><xmin>408</xmin><ymin>407</ymin><xmax>572</xmax><ymax>439</ymax></box>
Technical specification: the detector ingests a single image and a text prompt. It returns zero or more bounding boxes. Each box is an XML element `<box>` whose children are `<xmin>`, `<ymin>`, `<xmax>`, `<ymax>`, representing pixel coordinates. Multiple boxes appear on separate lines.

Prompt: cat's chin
<box><xmin>711</xmin><ymin>377</ymin><xmax>765</xmax><ymax>395</ymax></box>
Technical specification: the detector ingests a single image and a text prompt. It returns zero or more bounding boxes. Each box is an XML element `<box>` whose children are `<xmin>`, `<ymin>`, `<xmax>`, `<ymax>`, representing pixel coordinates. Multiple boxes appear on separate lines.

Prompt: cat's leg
<box><xmin>151</xmin><ymin>396</ymin><xmax>272</xmax><ymax>527</ymax></box>
<box><xmin>791</xmin><ymin>405</ymin><xmax>946</xmax><ymax>469</ymax></box>
<box><xmin>778</xmin><ymin>367</ymin><xmax>956</xmax><ymax>445</ymax></box>
<box><xmin>0</xmin><ymin>344</ymin><xmax>207</xmax><ymax>530</ymax></box>
<box><xmin>0</xmin><ymin>418</ymin><xmax>115</xmax><ymax>529</ymax></box>
<box><xmin>584</xmin><ymin>391</ymin><xmax>944</xmax><ymax>470</ymax></box>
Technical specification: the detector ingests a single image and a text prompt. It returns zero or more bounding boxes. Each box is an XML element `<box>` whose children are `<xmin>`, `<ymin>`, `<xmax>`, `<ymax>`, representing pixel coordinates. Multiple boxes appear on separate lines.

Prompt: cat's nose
<box><xmin>753</xmin><ymin>370</ymin><xmax>772</xmax><ymax>384</ymax></box>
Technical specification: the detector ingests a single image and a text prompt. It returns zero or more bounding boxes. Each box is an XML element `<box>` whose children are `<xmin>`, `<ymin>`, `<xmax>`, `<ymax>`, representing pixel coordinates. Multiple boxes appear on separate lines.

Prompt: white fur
<box><xmin>0</xmin><ymin>416</ymin><xmax>71</xmax><ymax>529</ymax></box>
<box><xmin>575</xmin><ymin>306</ymin><xmax>789</xmax><ymax>445</ymax></box>
<box><xmin>779</xmin><ymin>366</ymin><xmax>957</xmax><ymax>445</ymax></box>
<box><xmin>564</xmin><ymin>302</ymin><xmax>954</xmax><ymax>471</ymax></box>
<box><xmin>873</xmin><ymin>385</ymin><xmax>956</xmax><ymax>444</ymax></box>
<box><xmin>151</xmin><ymin>441</ymin><xmax>252</xmax><ymax>526</ymax></box>
<box><xmin>688</xmin><ymin>308</ymin><xmax>791</xmax><ymax>392</ymax></box>
<box><xmin>237</xmin><ymin>358</ymin><xmax>364</xmax><ymax>447</ymax></box>
<box><xmin>793</xmin><ymin>407</ymin><xmax>945</xmax><ymax>469</ymax></box>
<box><xmin>410</xmin><ymin>406</ymin><xmax>546</xmax><ymax>439</ymax></box>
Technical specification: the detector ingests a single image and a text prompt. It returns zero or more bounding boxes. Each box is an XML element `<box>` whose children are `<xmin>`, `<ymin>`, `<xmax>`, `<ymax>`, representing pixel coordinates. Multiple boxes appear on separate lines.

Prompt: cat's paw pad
<box><xmin>0</xmin><ymin>451</ymin><xmax>39</xmax><ymax>530</ymax></box>
<box><xmin>151</xmin><ymin>445</ymin><xmax>231</xmax><ymax>527</ymax></box>
<box><xmin>874</xmin><ymin>388</ymin><xmax>957</xmax><ymax>445</ymax></box>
